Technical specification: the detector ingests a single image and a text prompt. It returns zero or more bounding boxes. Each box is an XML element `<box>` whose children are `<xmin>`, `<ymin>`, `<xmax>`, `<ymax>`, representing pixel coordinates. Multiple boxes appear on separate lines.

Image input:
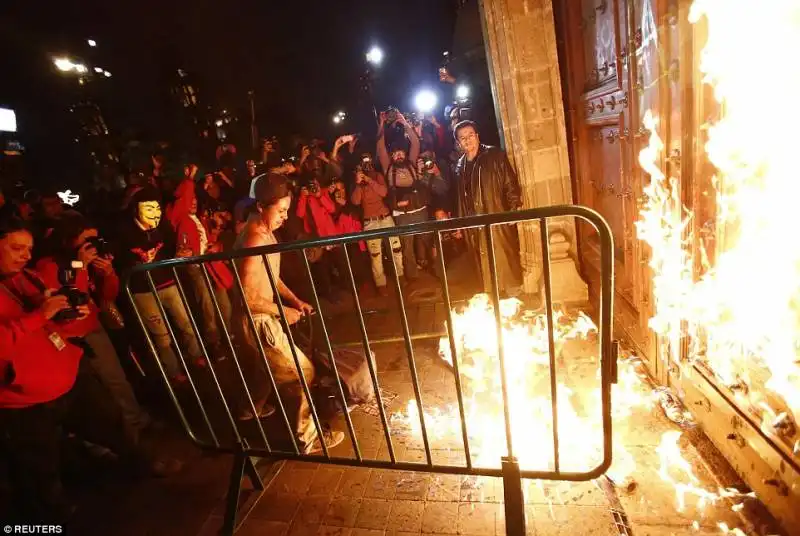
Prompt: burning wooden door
<box><xmin>556</xmin><ymin>0</ymin><xmax>665</xmax><ymax>376</ymax></box>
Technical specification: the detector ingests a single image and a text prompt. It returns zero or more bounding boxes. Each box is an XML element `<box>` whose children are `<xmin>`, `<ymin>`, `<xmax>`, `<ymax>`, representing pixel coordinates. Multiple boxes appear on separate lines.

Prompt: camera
<box><xmin>85</xmin><ymin>236</ymin><xmax>110</xmax><ymax>258</ymax></box>
<box><xmin>424</xmin><ymin>159</ymin><xmax>435</xmax><ymax>172</ymax></box>
<box><xmin>384</xmin><ymin>107</ymin><xmax>399</xmax><ymax>124</ymax></box>
<box><xmin>52</xmin><ymin>261</ymin><xmax>90</xmax><ymax>323</ymax></box>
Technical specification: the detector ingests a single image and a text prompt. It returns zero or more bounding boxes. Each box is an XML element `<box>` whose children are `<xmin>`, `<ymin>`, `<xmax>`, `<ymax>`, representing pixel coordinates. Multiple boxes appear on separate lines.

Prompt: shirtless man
<box><xmin>235</xmin><ymin>173</ymin><xmax>344</xmax><ymax>454</ymax></box>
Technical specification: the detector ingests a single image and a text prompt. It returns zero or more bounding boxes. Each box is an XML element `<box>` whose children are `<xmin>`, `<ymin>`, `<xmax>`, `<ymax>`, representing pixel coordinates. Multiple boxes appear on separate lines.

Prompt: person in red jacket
<box><xmin>35</xmin><ymin>216</ymin><xmax>158</xmax><ymax>444</ymax></box>
<box><xmin>166</xmin><ymin>178</ymin><xmax>233</xmax><ymax>358</ymax></box>
<box><xmin>0</xmin><ymin>215</ymin><xmax>146</xmax><ymax>521</ymax></box>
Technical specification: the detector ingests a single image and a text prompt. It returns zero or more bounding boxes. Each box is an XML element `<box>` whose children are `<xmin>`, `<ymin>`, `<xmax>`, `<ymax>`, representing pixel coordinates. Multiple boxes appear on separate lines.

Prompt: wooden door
<box><xmin>556</xmin><ymin>0</ymin><xmax>668</xmax><ymax>374</ymax></box>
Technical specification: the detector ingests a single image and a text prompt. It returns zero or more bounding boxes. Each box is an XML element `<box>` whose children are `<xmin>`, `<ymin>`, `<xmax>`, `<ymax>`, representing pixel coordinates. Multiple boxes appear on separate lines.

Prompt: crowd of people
<box><xmin>0</xmin><ymin>107</ymin><xmax>524</xmax><ymax>522</ymax></box>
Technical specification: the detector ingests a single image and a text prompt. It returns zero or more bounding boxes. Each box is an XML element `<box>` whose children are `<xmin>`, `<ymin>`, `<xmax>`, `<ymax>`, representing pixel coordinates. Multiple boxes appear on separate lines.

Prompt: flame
<box><xmin>392</xmin><ymin>293</ymin><xmax>652</xmax><ymax>481</ymax></box>
<box><xmin>634</xmin><ymin>1</ymin><xmax>800</xmax><ymax>529</ymax></box>
<box><xmin>636</xmin><ymin>0</ymin><xmax>800</xmax><ymax>445</ymax></box>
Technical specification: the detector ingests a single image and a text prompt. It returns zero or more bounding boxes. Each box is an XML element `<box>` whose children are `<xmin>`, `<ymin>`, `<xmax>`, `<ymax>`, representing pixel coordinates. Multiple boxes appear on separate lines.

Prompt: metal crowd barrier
<box><xmin>125</xmin><ymin>205</ymin><xmax>616</xmax><ymax>535</ymax></box>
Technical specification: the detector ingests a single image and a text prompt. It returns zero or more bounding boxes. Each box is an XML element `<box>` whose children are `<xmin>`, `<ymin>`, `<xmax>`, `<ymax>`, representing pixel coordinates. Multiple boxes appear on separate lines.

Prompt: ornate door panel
<box><xmin>557</xmin><ymin>0</ymin><xmax>666</xmax><ymax>371</ymax></box>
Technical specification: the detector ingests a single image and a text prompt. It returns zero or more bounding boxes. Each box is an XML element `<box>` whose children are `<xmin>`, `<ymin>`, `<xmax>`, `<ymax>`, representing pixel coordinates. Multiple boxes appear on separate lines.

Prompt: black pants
<box><xmin>311</xmin><ymin>244</ymin><xmax>372</xmax><ymax>297</ymax></box>
<box><xmin>0</xmin><ymin>359</ymin><xmax>130</xmax><ymax>522</ymax></box>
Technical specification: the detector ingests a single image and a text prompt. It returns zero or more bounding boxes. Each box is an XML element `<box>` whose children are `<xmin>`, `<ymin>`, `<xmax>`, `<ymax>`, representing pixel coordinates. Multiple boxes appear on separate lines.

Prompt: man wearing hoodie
<box><xmin>116</xmin><ymin>187</ymin><xmax>202</xmax><ymax>381</ymax></box>
<box><xmin>166</xmin><ymin>178</ymin><xmax>233</xmax><ymax>357</ymax></box>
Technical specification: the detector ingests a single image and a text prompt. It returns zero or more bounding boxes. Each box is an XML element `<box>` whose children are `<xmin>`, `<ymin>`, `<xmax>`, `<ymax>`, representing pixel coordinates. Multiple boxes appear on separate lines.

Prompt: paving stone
<box><xmin>271</xmin><ymin>465</ymin><xmax>319</xmax><ymax>495</ymax></box>
<box><xmin>354</xmin><ymin>498</ymin><xmax>393</xmax><ymax>530</ymax></box>
<box><xmin>351</xmin><ymin>529</ymin><xmax>387</xmax><ymax>536</ymax></box>
<box><xmin>337</xmin><ymin>468</ymin><xmax>373</xmax><ymax>497</ymax></box>
<box><xmin>250</xmin><ymin>492</ymin><xmax>303</xmax><ymax>522</ymax></box>
<box><xmin>296</xmin><ymin>495</ymin><xmax>335</xmax><ymax>525</ymax></box>
<box><xmin>324</xmin><ymin>497</ymin><xmax>363</xmax><ymax>527</ymax></box>
<box><xmin>421</xmin><ymin>501</ymin><xmax>459</xmax><ymax>534</ymax></box>
<box><xmin>236</xmin><ymin>519</ymin><xmax>290</xmax><ymax>536</ymax></box>
<box><xmin>526</xmin><ymin>505</ymin><xmax>617</xmax><ymax>535</ymax></box>
<box><xmin>317</xmin><ymin>526</ymin><xmax>354</xmax><ymax>536</ymax></box>
<box><xmin>287</xmin><ymin>521</ymin><xmax>324</xmax><ymax>536</ymax></box>
<box><xmin>426</xmin><ymin>475</ymin><xmax>461</xmax><ymax>502</ymax></box>
<box><xmin>365</xmin><ymin>470</ymin><xmax>402</xmax><ymax>499</ymax></box>
<box><xmin>457</xmin><ymin>502</ymin><xmax>498</xmax><ymax>535</ymax></box>
<box><xmin>387</xmin><ymin>500</ymin><xmax>425</xmax><ymax>532</ymax></box>
<box><xmin>395</xmin><ymin>472</ymin><xmax>431</xmax><ymax>501</ymax></box>
<box><xmin>309</xmin><ymin>467</ymin><xmax>346</xmax><ymax>496</ymax></box>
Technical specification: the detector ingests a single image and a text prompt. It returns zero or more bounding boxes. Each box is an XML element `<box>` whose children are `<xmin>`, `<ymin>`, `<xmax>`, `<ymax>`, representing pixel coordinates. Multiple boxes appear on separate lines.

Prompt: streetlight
<box><xmin>87</xmin><ymin>39</ymin><xmax>97</xmax><ymax>47</ymax></box>
<box><xmin>414</xmin><ymin>89</ymin><xmax>438</xmax><ymax>114</ymax></box>
<box><xmin>54</xmin><ymin>57</ymin><xmax>75</xmax><ymax>72</ymax></box>
<box><xmin>456</xmin><ymin>84</ymin><xmax>470</xmax><ymax>101</ymax></box>
<box><xmin>103</xmin><ymin>71</ymin><xmax>112</xmax><ymax>78</ymax></box>
<box><xmin>333</xmin><ymin>116</ymin><xmax>342</xmax><ymax>125</ymax></box>
<box><xmin>94</xmin><ymin>67</ymin><xmax>103</xmax><ymax>73</ymax></box>
<box><xmin>366</xmin><ymin>46</ymin><xmax>384</xmax><ymax>67</ymax></box>
<box><xmin>74</xmin><ymin>63</ymin><xmax>88</xmax><ymax>74</ymax></box>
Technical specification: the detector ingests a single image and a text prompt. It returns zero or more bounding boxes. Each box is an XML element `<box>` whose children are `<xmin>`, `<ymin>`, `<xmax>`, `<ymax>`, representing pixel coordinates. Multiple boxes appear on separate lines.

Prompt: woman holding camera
<box><xmin>35</xmin><ymin>216</ymin><xmax>161</xmax><ymax>448</ymax></box>
<box><xmin>0</xmin><ymin>215</ymin><xmax>156</xmax><ymax>521</ymax></box>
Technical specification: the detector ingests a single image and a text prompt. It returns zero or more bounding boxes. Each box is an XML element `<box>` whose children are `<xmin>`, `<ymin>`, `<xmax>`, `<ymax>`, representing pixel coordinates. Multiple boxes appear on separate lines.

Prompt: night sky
<box><xmin>0</xmin><ymin>0</ymin><xmax>459</xmax><ymax>181</ymax></box>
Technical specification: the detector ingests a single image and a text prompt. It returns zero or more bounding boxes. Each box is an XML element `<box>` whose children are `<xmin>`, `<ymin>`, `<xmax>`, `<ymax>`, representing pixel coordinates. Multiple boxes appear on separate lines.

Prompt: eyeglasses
<box><xmin>457</xmin><ymin>132</ymin><xmax>477</xmax><ymax>144</ymax></box>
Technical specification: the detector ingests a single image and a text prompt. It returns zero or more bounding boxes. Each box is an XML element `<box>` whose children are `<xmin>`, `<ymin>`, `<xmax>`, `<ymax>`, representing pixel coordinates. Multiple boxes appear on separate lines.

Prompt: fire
<box><xmin>636</xmin><ymin>0</ymin><xmax>800</xmax><ymax>447</ymax></box>
<box><xmin>393</xmin><ymin>293</ymin><xmax>650</xmax><ymax>479</ymax></box>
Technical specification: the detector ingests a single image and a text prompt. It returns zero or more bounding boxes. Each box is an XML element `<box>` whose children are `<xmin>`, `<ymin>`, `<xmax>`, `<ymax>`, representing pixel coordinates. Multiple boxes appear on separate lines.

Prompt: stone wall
<box><xmin>480</xmin><ymin>0</ymin><xmax>587</xmax><ymax>305</ymax></box>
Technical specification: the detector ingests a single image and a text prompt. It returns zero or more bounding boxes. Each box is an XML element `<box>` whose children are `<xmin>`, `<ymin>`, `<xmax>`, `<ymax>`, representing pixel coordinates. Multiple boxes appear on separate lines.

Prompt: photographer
<box><xmin>298</xmin><ymin>136</ymin><xmax>349</xmax><ymax>187</ymax></box>
<box><xmin>351</xmin><ymin>153</ymin><xmax>403</xmax><ymax>297</ymax></box>
<box><xmin>377</xmin><ymin>111</ymin><xmax>429</xmax><ymax>282</ymax></box>
<box><xmin>416</xmin><ymin>150</ymin><xmax>453</xmax><ymax>213</ymax></box>
<box><xmin>0</xmin><ymin>215</ymin><xmax>160</xmax><ymax>521</ymax></box>
<box><xmin>34</xmin><ymin>216</ymin><xmax>160</xmax><ymax>443</ymax></box>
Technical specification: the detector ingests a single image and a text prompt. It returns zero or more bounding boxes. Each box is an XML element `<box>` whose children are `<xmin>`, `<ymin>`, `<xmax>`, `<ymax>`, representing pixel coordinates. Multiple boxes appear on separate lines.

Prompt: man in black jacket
<box><xmin>453</xmin><ymin>120</ymin><xmax>523</xmax><ymax>296</ymax></box>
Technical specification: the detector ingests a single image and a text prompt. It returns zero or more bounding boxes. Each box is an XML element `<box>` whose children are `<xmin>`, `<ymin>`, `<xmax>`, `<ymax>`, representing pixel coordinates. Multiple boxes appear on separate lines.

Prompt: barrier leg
<box><xmin>221</xmin><ymin>450</ymin><xmax>248</xmax><ymax>536</ymax></box>
<box><xmin>501</xmin><ymin>456</ymin><xmax>527</xmax><ymax>536</ymax></box>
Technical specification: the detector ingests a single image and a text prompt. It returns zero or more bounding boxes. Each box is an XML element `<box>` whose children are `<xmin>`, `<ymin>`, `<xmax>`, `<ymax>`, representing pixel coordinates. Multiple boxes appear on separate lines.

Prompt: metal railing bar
<box><xmin>385</xmin><ymin>237</ymin><xmax>433</xmax><ymax>466</ymax></box>
<box><xmin>342</xmin><ymin>245</ymin><xmax>396</xmax><ymax>463</ymax></box>
<box><xmin>434</xmin><ymin>231</ymin><xmax>473</xmax><ymax>469</ymax></box>
<box><xmin>262</xmin><ymin>254</ymin><xmax>329</xmax><ymax>458</ymax></box>
<box><xmin>145</xmin><ymin>272</ymin><xmax>216</xmax><ymax>446</ymax></box>
<box><xmin>198</xmin><ymin>264</ymin><xmax>272</xmax><ymax>450</ymax></box>
<box><xmin>484</xmin><ymin>224</ymin><xmax>516</xmax><ymax>460</ymax></box>
<box><xmin>125</xmin><ymin>283</ymin><xmax>207</xmax><ymax>448</ymax></box>
<box><xmin>539</xmin><ymin>219</ymin><xmax>560</xmax><ymax>474</ymax></box>
<box><xmin>597</xmin><ymin>214</ymin><xmax>615</xmax><ymax>473</ymax></box>
<box><xmin>128</xmin><ymin>206</ymin><xmax>615</xmax><ymax>273</ymax></box>
<box><xmin>229</xmin><ymin>259</ymin><xmax>299</xmax><ymax>454</ymax></box>
<box><xmin>300</xmin><ymin>248</ymin><xmax>362</xmax><ymax>462</ymax></box>
<box><xmin>171</xmin><ymin>267</ymin><xmax>227</xmax><ymax>448</ymax></box>
<box><xmin>331</xmin><ymin>332</ymin><xmax>445</xmax><ymax>349</ymax></box>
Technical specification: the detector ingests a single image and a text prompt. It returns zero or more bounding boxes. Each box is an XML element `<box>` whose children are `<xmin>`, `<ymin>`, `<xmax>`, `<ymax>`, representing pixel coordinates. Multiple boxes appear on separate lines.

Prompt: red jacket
<box><xmin>167</xmin><ymin>179</ymin><xmax>233</xmax><ymax>290</ymax></box>
<box><xmin>297</xmin><ymin>191</ymin><xmax>338</xmax><ymax>237</ymax></box>
<box><xmin>0</xmin><ymin>270</ymin><xmax>90</xmax><ymax>408</ymax></box>
<box><xmin>34</xmin><ymin>257</ymin><xmax>121</xmax><ymax>335</ymax></box>
<box><xmin>337</xmin><ymin>212</ymin><xmax>366</xmax><ymax>252</ymax></box>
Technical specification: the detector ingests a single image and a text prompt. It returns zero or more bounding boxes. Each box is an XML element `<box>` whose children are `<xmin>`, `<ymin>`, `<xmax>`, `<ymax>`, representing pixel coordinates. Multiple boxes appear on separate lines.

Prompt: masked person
<box><xmin>351</xmin><ymin>153</ymin><xmax>403</xmax><ymax>297</ymax></box>
<box><xmin>167</xmin><ymin>179</ymin><xmax>234</xmax><ymax>359</ymax></box>
<box><xmin>234</xmin><ymin>173</ymin><xmax>344</xmax><ymax>452</ymax></box>
<box><xmin>116</xmin><ymin>187</ymin><xmax>203</xmax><ymax>381</ymax></box>
<box><xmin>453</xmin><ymin>120</ymin><xmax>524</xmax><ymax>296</ymax></box>
<box><xmin>377</xmin><ymin>111</ymin><xmax>429</xmax><ymax>283</ymax></box>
